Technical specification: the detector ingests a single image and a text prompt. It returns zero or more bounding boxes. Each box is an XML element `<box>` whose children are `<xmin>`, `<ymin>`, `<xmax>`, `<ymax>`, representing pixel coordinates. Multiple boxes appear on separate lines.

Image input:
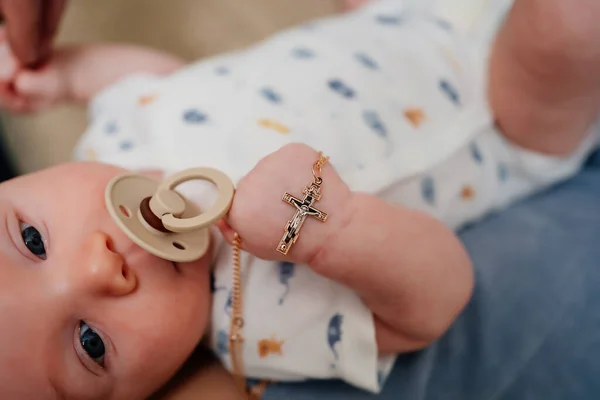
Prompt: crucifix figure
<box><xmin>277</xmin><ymin>181</ymin><xmax>328</xmax><ymax>255</ymax></box>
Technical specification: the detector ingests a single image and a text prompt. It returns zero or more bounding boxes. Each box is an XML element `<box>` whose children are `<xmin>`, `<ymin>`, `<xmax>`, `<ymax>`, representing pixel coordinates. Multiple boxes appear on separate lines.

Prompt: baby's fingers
<box><xmin>0</xmin><ymin>42</ymin><xmax>26</xmax><ymax>112</ymax></box>
<box><xmin>215</xmin><ymin>219</ymin><xmax>236</xmax><ymax>245</ymax></box>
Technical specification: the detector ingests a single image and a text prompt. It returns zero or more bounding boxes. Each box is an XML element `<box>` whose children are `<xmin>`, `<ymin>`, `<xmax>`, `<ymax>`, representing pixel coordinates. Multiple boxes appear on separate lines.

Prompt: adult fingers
<box><xmin>2</xmin><ymin>0</ymin><xmax>43</xmax><ymax>66</ymax></box>
<box><xmin>2</xmin><ymin>0</ymin><xmax>66</xmax><ymax>67</ymax></box>
<box><xmin>38</xmin><ymin>0</ymin><xmax>66</xmax><ymax>65</ymax></box>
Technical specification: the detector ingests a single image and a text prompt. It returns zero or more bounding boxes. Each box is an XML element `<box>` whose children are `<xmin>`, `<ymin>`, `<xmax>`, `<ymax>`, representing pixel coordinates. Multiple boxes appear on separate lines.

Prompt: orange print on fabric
<box><xmin>443</xmin><ymin>47</ymin><xmax>462</xmax><ymax>72</ymax></box>
<box><xmin>257</xmin><ymin>336</ymin><xmax>284</xmax><ymax>358</ymax></box>
<box><xmin>258</xmin><ymin>119</ymin><xmax>290</xmax><ymax>134</ymax></box>
<box><xmin>461</xmin><ymin>185</ymin><xmax>475</xmax><ymax>200</ymax></box>
<box><xmin>404</xmin><ymin>108</ymin><xmax>426</xmax><ymax>127</ymax></box>
<box><xmin>138</xmin><ymin>94</ymin><xmax>158</xmax><ymax>105</ymax></box>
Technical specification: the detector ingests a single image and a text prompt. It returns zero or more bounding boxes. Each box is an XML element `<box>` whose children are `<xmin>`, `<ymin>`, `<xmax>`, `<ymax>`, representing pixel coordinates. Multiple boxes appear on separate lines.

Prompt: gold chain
<box><xmin>231</xmin><ymin>233</ymin><xmax>269</xmax><ymax>399</ymax></box>
<box><xmin>312</xmin><ymin>152</ymin><xmax>329</xmax><ymax>184</ymax></box>
<box><xmin>229</xmin><ymin>232</ymin><xmax>246</xmax><ymax>394</ymax></box>
<box><xmin>229</xmin><ymin>152</ymin><xmax>329</xmax><ymax>399</ymax></box>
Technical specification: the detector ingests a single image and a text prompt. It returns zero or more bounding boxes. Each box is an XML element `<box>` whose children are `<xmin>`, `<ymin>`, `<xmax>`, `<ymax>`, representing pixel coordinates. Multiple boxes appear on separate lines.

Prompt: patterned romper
<box><xmin>74</xmin><ymin>0</ymin><xmax>599</xmax><ymax>392</ymax></box>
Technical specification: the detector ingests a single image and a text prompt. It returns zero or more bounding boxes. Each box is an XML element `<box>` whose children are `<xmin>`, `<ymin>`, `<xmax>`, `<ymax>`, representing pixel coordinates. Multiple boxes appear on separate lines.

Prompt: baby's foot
<box><xmin>14</xmin><ymin>61</ymin><xmax>67</xmax><ymax>112</ymax></box>
<box><xmin>0</xmin><ymin>26</ymin><xmax>67</xmax><ymax>113</ymax></box>
<box><xmin>0</xmin><ymin>28</ymin><xmax>25</xmax><ymax>112</ymax></box>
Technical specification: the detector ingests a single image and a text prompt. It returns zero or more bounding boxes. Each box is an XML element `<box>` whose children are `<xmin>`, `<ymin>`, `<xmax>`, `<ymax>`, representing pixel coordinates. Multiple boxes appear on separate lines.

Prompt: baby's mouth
<box><xmin>119</xmin><ymin>239</ymin><xmax>181</xmax><ymax>277</ymax></box>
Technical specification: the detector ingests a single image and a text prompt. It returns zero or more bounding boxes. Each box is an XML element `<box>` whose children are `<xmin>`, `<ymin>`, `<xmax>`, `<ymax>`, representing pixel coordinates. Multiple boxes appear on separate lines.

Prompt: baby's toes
<box><xmin>0</xmin><ymin>43</ymin><xmax>18</xmax><ymax>82</ymax></box>
<box><xmin>14</xmin><ymin>67</ymin><xmax>63</xmax><ymax>102</ymax></box>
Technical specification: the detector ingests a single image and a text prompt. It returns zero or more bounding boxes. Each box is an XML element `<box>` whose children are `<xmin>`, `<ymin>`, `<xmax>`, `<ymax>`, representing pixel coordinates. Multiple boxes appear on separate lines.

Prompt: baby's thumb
<box><xmin>15</xmin><ymin>67</ymin><xmax>64</xmax><ymax>100</ymax></box>
<box><xmin>215</xmin><ymin>219</ymin><xmax>236</xmax><ymax>245</ymax></box>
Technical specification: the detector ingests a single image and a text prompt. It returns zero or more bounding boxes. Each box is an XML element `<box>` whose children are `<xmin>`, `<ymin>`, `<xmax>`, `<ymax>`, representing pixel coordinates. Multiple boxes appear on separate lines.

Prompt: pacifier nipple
<box><xmin>105</xmin><ymin>168</ymin><xmax>234</xmax><ymax>262</ymax></box>
<box><xmin>139</xmin><ymin>189</ymin><xmax>187</xmax><ymax>233</ymax></box>
<box><xmin>139</xmin><ymin>196</ymin><xmax>170</xmax><ymax>233</ymax></box>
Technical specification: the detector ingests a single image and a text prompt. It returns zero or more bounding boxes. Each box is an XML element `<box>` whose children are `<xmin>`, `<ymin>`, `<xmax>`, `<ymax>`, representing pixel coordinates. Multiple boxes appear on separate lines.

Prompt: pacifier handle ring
<box><xmin>156</xmin><ymin>167</ymin><xmax>234</xmax><ymax>233</ymax></box>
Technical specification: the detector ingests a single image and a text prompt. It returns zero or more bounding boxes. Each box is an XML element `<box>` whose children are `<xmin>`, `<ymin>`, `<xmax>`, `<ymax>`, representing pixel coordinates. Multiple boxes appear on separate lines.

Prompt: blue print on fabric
<box><xmin>498</xmin><ymin>164</ymin><xmax>509</xmax><ymax>182</ymax></box>
<box><xmin>327</xmin><ymin>314</ymin><xmax>343</xmax><ymax>361</ymax></box>
<box><xmin>376</xmin><ymin>14</ymin><xmax>403</xmax><ymax>25</ymax></box>
<box><xmin>278</xmin><ymin>261</ymin><xmax>295</xmax><ymax>305</ymax></box>
<box><xmin>292</xmin><ymin>47</ymin><xmax>315</xmax><ymax>59</ymax></box>
<box><xmin>421</xmin><ymin>176</ymin><xmax>436</xmax><ymax>206</ymax></box>
<box><xmin>328</xmin><ymin>79</ymin><xmax>356</xmax><ymax>99</ymax></box>
<box><xmin>363</xmin><ymin>110</ymin><xmax>393</xmax><ymax>156</ymax></box>
<box><xmin>216</xmin><ymin>330</ymin><xmax>229</xmax><ymax>356</ymax></box>
<box><xmin>439</xmin><ymin>79</ymin><xmax>460</xmax><ymax>105</ymax></box>
<box><xmin>119</xmin><ymin>141</ymin><xmax>133</xmax><ymax>151</ymax></box>
<box><xmin>215</xmin><ymin>66</ymin><xmax>230</xmax><ymax>75</ymax></box>
<box><xmin>470</xmin><ymin>142</ymin><xmax>483</xmax><ymax>164</ymax></box>
<box><xmin>363</xmin><ymin>110</ymin><xmax>387</xmax><ymax>138</ymax></box>
<box><xmin>183</xmin><ymin>109</ymin><xmax>207</xmax><ymax>124</ymax></box>
<box><xmin>105</xmin><ymin>121</ymin><xmax>118</xmax><ymax>135</ymax></box>
<box><xmin>260</xmin><ymin>87</ymin><xmax>283</xmax><ymax>104</ymax></box>
<box><xmin>355</xmin><ymin>52</ymin><xmax>379</xmax><ymax>70</ymax></box>
<box><xmin>436</xmin><ymin>19</ymin><xmax>453</xmax><ymax>31</ymax></box>
<box><xmin>224</xmin><ymin>291</ymin><xmax>233</xmax><ymax>316</ymax></box>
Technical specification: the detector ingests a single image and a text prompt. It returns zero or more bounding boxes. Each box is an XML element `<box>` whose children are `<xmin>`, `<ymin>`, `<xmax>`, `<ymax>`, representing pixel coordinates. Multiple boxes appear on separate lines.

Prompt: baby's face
<box><xmin>0</xmin><ymin>162</ymin><xmax>211</xmax><ymax>399</ymax></box>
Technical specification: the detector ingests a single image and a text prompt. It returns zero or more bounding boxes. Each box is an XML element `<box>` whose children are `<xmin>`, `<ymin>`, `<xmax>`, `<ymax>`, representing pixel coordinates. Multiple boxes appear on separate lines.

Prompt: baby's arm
<box><xmin>221</xmin><ymin>144</ymin><xmax>474</xmax><ymax>354</ymax></box>
<box><xmin>308</xmin><ymin>192</ymin><xmax>474</xmax><ymax>354</ymax></box>
<box><xmin>0</xmin><ymin>42</ymin><xmax>185</xmax><ymax>111</ymax></box>
<box><xmin>490</xmin><ymin>0</ymin><xmax>600</xmax><ymax>155</ymax></box>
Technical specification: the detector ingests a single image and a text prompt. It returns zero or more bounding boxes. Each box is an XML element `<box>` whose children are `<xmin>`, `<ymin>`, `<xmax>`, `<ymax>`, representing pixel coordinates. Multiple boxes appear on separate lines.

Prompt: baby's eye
<box><xmin>20</xmin><ymin>223</ymin><xmax>47</xmax><ymax>260</ymax></box>
<box><xmin>79</xmin><ymin>321</ymin><xmax>106</xmax><ymax>367</ymax></box>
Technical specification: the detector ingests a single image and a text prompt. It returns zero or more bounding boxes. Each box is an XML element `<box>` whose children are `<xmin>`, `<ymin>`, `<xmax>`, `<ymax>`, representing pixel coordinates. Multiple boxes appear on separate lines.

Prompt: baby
<box><xmin>1</xmin><ymin>0</ymin><xmax>599</xmax><ymax>399</ymax></box>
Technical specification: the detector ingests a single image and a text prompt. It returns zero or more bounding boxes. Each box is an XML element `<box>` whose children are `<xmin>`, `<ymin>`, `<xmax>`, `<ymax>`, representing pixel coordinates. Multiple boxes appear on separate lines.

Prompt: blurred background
<box><xmin>0</xmin><ymin>0</ymin><xmax>339</xmax><ymax>180</ymax></box>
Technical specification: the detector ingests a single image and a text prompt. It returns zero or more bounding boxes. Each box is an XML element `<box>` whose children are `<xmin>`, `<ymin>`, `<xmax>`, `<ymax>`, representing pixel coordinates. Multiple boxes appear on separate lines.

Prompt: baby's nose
<box><xmin>78</xmin><ymin>232</ymin><xmax>137</xmax><ymax>297</ymax></box>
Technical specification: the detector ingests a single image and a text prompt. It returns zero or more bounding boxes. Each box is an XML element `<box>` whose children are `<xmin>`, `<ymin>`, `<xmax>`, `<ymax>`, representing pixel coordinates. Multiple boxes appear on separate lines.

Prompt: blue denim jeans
<box><xmin>263</xmin><ymin>149</ymin><xmax>600</xmax><ymax>400</ymax></box>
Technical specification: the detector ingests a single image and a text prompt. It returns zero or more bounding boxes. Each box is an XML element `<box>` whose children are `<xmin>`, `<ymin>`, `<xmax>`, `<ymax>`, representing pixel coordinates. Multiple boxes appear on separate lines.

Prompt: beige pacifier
<box><xmin>105</xmin><ymin>168</ymin><xmax>234</xmax><ymax>262</ymax></box>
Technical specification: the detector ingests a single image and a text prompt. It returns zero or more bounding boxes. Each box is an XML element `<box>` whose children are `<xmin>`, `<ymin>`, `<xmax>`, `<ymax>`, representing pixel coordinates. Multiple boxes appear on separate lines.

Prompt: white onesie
<box><xmin>74</xmin><ymin>0</ymin><xmax>599</xmax><ymax>393</ymax></box>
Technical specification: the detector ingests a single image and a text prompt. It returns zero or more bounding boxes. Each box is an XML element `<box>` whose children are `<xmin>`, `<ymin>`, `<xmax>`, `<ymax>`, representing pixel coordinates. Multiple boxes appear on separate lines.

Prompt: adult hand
<box><xmin>0</xmin><ymin>0</ymin><xmax>66</xmax><ymax>67</ymax></box>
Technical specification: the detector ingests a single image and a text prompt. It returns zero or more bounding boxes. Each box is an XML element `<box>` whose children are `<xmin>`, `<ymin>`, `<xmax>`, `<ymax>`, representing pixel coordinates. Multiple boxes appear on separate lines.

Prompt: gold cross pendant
<box><xmin>277</xmin><ymin>180</ymin><xmax>328</xmax><ymax>255</ymax></box>
<box><xmin>276</xmin><ymin>152</ymin><xmax>330</xmax><ymax>255</ymax></box>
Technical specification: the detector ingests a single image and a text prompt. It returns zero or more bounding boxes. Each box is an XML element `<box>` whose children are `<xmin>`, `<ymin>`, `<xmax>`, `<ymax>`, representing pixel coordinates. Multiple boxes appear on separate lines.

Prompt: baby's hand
<box><xmin>0</xmin><ymin>27</ymin><xmax>67</xmax><ymax>113</ymax></box>
<box><xmin>218</xmin><ymin>143</ymin><xmax>354</xmax><ymax>265</ymax></box>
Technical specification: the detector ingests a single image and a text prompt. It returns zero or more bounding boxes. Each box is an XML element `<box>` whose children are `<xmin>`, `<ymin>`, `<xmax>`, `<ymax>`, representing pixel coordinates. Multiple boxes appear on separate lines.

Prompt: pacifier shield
<box><xmin>105</xmin><ymin>173</ymin><xmax>210</xmax><ymax>262</ymax></box>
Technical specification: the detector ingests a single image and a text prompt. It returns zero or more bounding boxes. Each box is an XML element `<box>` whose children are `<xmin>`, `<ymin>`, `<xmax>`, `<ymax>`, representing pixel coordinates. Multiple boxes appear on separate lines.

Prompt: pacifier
<box><xmin>104</xmin><ymin>168</ymin><xmax>235</xmax><ymax>262</ymax></box>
